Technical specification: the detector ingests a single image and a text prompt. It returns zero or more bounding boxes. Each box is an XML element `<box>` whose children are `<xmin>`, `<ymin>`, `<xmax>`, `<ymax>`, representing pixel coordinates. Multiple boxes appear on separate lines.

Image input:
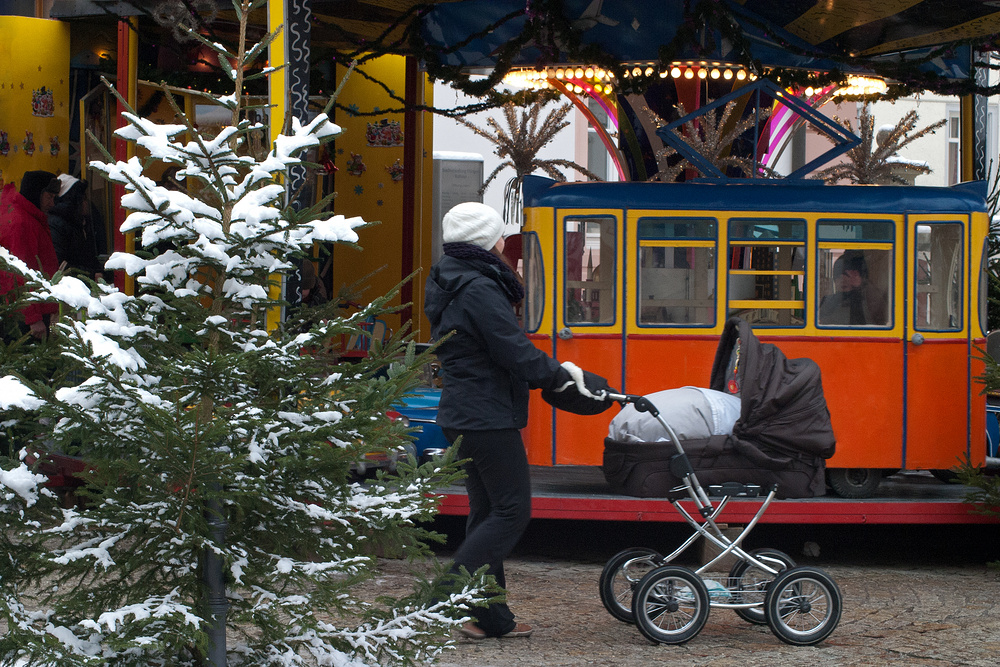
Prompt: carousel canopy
<box><xmin>48</xmin><ymin>0</ymin><xmax>1000</xmax><ymax>95</ymax></box>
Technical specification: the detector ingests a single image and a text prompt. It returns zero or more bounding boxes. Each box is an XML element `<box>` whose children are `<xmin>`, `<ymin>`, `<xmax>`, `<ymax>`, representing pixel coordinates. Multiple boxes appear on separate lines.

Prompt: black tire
<box><xmin>728</xmin><ymin>548</ymin><xmax>796</xmax><ymax>625</ymax></box>
<box><xmin>765</xmin><ymin>566</ymin><xmax>842</xmax><ymax>646</ymax></box>
<box><xmin>827</xmin><ymin>468</ymin><xmax>882</xmax><ymax>498</ymax></box>
<box><xmin>631</xmin><ymin>566</ymin><xmax>710</xmax><ymax>645</ymax></box>
<box><xmin>599</xmin><ymin>547</ymin><xmax>663</xmax><ymax>623</ymax></box>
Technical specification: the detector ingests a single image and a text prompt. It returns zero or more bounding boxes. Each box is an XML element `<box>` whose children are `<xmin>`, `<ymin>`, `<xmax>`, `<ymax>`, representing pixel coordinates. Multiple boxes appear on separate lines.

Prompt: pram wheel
<box><xmin>599</xmin><ymin>547</ymin><xmax>662</xmax><ymax>623</ymax></box>
<box><xmin>631</xmin><ymin>566</ymin><xmax>710</xmax><ymax>645</ymax></box>
<box><xmin>728</xmin><ymin>548</ymin><xmax>796</xmax><ymax>625</ymax></box>
<box><xmin>764</xmin><ymin>566</ymin><xmax>842</xmax><ymax>646</ymax></box>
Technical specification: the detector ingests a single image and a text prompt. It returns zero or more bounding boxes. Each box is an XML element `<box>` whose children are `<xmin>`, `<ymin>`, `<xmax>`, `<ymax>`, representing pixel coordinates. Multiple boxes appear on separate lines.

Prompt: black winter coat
<box><xmin>48</xmin><ymin>201</ymin><xmax>102</xmax><ymax>277</ymax></box>
<box><xmin>425</xmin><ymin>255</ymin><xmax>565</xmax><ymax>431</ymax></box>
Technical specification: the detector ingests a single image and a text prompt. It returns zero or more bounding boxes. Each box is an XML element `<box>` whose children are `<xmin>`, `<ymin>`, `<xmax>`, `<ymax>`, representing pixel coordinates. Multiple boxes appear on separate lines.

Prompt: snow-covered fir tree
<box><xmin>0</xmin><ymin>2</ymin><xmax>490</xmax><ymax>664</ymax></box>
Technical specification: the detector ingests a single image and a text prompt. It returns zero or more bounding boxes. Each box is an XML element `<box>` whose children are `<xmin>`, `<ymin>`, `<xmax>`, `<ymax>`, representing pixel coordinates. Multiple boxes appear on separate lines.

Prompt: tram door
<box><xmin>552</xmin><ymin>210</ymin><xmax>624</xmax><ymax>465</ymax></box>
<box><xmin>904</xmin><ymin>216</ymin><xmax>971</xmax><ymax>470</ymax></box>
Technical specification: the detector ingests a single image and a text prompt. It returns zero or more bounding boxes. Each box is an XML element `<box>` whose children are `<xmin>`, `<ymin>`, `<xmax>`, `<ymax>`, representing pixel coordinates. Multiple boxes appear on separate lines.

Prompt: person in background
<box><xmin>48</xmin><ymin>174</ymin><xmax>104</xmax><ymax>282</ymax></box>
<box><xmin>424</xmin><ymin>202</ymin><xmax>613</xmax><ymax>640</ymax></box>
<box><xmin>295</xmin><ymin>258</ymin><xmax>328</xmax><ymax>308</ymax></box>
<box><xmin>0</xmin><ymin>170</ymin><xmax>62</xmax><ymax>340</ymax></box>
<box><xmin>819</xmin><ymin>250</ymin><xmax>888</xmax><ymax>326</ymax></box>
<box><xmin>284</xmin><ymin>257</ymin><xmax>330</xmax><ymax>331</ymax></box>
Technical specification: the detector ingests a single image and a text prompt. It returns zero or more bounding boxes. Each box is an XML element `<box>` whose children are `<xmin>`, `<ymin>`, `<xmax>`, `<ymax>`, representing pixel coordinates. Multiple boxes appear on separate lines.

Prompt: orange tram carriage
<box><xmin>516</xmin><ymin>174</ymin><xmax>990</xmax><ymax>499</ymax></box>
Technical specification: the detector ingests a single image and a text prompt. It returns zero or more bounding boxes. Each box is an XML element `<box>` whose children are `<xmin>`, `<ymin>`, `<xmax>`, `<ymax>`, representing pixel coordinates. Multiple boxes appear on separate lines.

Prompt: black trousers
<box><xmin>442</xmin><ymin>427</ymin><xmax>532</xmax><ymax>637</ymax></box>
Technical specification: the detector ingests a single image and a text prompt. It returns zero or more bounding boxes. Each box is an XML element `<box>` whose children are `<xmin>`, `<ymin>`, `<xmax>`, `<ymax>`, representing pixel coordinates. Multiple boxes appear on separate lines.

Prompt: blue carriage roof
<box><xmin>522</xmin><ymin>176</ymin><xmax>988</xmax><ymax>216</ymax></box>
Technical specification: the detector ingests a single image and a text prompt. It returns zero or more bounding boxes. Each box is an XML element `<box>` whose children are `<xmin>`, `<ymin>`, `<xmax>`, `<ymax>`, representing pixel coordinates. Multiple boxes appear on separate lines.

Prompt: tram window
<box><xmin>727</xmin><ymin>218</ymin><xmax>805</xmax><ymax>327</ymax></box>
<box><xmin>564</xmin><ymin>216</ymin><xmax>615</xmax><ymax>325</ymax></box>
<box><xmin>522</xmin><ymin>232</ymin><xmax>544</xmax><ymax>333</ymax></box>
<box><xmin>637</xmin><ymin>217</ymin><xmax>716</xmax><ymax>326</ymax></box>
<box><xmin>915</xmin><ymin>223</ymin><xmax>963</xmax><ymax>331</ymax></box>
<box><xmin>817</xmin><ymin>220</ymin><xmax>894</xmax><ymax>241</ymax></box>
<box><xmin>817</xmin><ymin>249</ymin><xmax>892</xmax><ymax>327</ymax></box>
<box><xmin>816</xmin><ymin>220</ymin><xmax>894</xmax><ymax>328</ymax></box>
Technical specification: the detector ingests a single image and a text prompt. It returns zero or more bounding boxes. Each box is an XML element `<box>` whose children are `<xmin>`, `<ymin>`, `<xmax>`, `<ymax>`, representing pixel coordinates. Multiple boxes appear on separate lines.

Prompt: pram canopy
<box><xmin>710</xmin><ymin>316</ymin><xmax>836</xmax><ymax>465</ymax></box>
<box><xmin>603</xmin><ymin>317</ymin><xmax>836</xmax><ymax>499</ymax></box>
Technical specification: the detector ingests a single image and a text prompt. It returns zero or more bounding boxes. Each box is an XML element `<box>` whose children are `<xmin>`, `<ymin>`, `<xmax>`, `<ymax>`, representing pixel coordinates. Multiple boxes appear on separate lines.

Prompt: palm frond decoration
<box><xmin>457</xmin><ymin>101</ymin><xmax>601</xmax><ymax>225</ymax></box>
<box><xmin>811</xmin><ymin>105</ymin><xmax>946</xmax><ymax>185</ymax></box>
<box><xmin>648</xmin><ymin>100</ymin><xmax>775</xmax><ymax>182</ymax></box>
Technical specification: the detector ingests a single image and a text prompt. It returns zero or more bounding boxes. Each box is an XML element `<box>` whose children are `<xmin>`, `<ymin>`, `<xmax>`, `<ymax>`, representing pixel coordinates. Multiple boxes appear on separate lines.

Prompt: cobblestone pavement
<box><xmin>367</xmin><ymin>556</ymin><xmax>1000</xmax><ymax>667</ymax></box>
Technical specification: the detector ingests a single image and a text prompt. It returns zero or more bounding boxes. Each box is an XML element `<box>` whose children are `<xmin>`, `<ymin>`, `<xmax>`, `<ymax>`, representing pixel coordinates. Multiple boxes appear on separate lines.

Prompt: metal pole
<box><xmin>285</xmin><ymin>0</ymin><xmax>312</xmax><ymax>208</ymax></box>
<box><xmin>205</xmin><ymin>491</ymin><xmax>228</xmax><ymax>666</ymax></box>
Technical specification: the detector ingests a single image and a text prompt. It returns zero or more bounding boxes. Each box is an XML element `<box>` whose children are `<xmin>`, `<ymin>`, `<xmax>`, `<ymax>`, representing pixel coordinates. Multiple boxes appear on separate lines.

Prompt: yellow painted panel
<box><xmin>785</xmin><ymin>0</ymin><xmax>923</xmax><ymax>46</ymax></box>
<box><xmin>267</xmin><ymin>0</ymin><xmax>287</xmax><ymax>146</ymax></box>
<box><xmin>0</xmin><ymin>16</ymin><xmax>71</xmax><ymax>186</ymax></box>
<box><xmin>861</xmin><ymin>12</ymin><xmax>1000</xmax><ymax>56</ymax></box>
<box><xmin>330</xmin><ymin>55</ymin><xmax>433</xmax><ymax>335</ymax></box>
<box><xmin>729</xmin><ymin>299</ymin><xmax>804</xmax><ymax>309</ymax></box>
<box><xmin>264</xmin><ymin>0</ymin><xmax>287</xmax><ymax>332</ymax></box>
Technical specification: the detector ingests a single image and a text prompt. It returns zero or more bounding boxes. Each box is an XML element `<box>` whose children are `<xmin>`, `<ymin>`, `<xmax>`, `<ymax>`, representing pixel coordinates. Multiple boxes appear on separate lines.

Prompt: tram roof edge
<box><xmin>521</xmin><ymin>176</ymin><xmax>987</xmax><ymax>215</ymax></box>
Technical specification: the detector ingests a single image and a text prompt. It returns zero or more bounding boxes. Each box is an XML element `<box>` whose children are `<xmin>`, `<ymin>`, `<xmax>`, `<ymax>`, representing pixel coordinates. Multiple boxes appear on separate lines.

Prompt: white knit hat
<box><xmin>56</xmin><ymin>174</ymin><xmax>82</xmax><ymax>198</ymax></box>
<box><xmin>442</xmin><ymin>202</ymin><xmax>504</xmax><ymax>250</ymax></box>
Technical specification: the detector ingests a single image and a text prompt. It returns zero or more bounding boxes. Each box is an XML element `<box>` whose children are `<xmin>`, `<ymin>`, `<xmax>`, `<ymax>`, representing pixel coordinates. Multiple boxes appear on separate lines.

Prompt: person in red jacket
<box><xmin>0</xmin><ymin>170</ymin><xmax>62</xmax><ymax>340</ymax></box>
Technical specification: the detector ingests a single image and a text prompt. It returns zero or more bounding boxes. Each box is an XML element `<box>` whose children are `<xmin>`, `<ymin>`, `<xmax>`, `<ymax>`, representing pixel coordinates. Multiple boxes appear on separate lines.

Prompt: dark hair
<box><xmin>834</xmin><ymin>251</ymin><xmax>868</xmax><ymax>279</ymax></box>
<box><xmin>491</xmin><ymin>244</ymin><xmax>524</xmax><ymax>287</ymax></box>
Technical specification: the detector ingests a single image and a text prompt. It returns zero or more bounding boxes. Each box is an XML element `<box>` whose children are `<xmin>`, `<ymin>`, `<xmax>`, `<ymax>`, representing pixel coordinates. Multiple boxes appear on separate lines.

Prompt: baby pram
<box><xmin>597</xmin><ymin>318</ymin><xmax>842</xmax><ymax>646</ymax></box>
<box><xmin>602</xmin><ymin>317</ymin><xmax>836</xmax><ymax>499</ymax></box>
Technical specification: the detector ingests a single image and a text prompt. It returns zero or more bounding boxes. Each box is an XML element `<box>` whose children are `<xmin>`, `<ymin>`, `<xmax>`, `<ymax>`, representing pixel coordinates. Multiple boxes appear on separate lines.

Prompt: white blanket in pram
<box><xmin>607</xmin><ymin>387</ymin><xmax>741</xmax><ymax>444</ymax></box>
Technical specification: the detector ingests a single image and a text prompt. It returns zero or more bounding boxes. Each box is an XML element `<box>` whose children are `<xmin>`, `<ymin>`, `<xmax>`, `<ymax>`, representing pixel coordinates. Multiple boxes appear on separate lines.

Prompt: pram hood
<box><xmin>709</xmin><ymin>317</ymin><xmax>836</xmax><ymax>463</ymax></box>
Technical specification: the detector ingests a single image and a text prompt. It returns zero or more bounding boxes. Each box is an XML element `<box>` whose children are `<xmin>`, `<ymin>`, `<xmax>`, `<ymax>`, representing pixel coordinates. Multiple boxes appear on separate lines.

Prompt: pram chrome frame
<box><xmin>600</xmin><ymin>392</ymin><xmax>842</xmax><ymax>646</ymax></box>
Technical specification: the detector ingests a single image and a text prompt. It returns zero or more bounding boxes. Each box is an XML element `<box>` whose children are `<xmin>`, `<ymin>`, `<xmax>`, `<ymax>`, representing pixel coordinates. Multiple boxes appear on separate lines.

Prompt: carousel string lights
<box><xmin>832</xmin><ymin>75</ymin><xmax>890</xmax><ymax>97</ymax></box>
<box><xmin>501</xmin><ymin>61</ymin><xmax>760</xmax><ymax>91</ymax></box>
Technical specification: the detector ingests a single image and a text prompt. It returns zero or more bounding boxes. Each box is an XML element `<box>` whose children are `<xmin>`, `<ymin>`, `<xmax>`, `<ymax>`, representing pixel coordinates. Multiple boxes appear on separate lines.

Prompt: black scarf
<box><xmin>443</xmin><ymin>242</ymin><xmax>525</xmax><ymax>305</ymax></box>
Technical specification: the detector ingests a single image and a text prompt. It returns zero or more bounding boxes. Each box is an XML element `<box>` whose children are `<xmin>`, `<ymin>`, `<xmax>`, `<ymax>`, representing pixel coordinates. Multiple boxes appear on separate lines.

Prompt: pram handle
<box><xmin>603</xmin><ymin>392</ymin><xmax>660</xmax><ymax>418</ymax></box>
